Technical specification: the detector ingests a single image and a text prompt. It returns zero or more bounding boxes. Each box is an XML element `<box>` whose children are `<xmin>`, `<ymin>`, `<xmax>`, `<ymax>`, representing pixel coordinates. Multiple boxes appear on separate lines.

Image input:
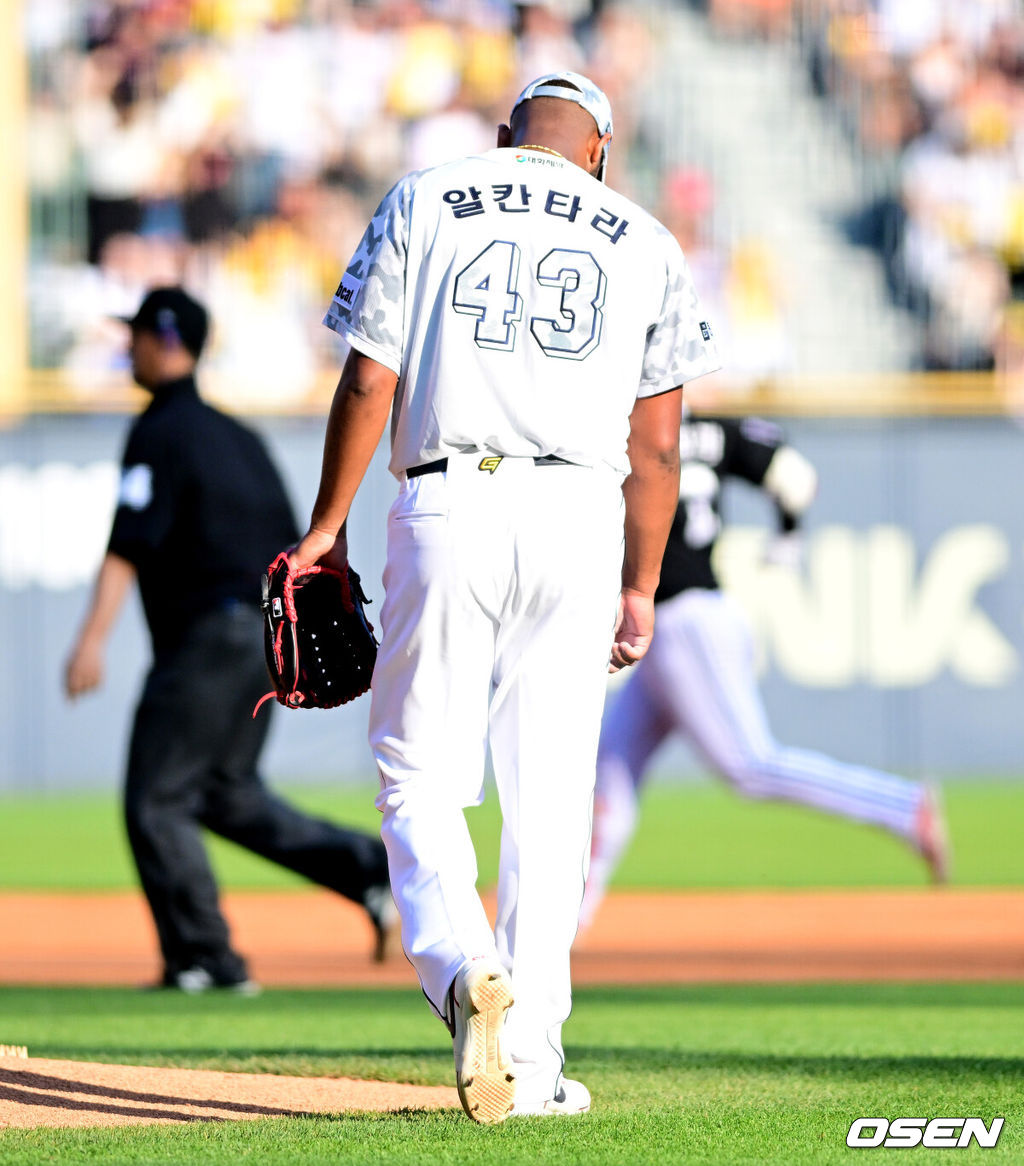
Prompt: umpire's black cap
<box><xmin>118</xmin><ymin>287</ymin><xmax>209</xmax><ymax>358</ymax></box>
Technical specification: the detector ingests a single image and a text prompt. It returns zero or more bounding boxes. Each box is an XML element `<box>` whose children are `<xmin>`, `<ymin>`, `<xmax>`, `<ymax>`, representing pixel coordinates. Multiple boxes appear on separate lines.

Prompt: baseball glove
<box><xmin>256</xmin><ymin>551</ymin><xmax>377</xmax><ymax>712</ymax></box>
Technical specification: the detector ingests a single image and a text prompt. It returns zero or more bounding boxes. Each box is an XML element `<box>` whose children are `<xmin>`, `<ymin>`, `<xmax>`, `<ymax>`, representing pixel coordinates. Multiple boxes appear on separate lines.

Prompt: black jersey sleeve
<box><xmin>722</xmin><ymin>416</ymin><xmax>785</xmax><ymax>486</ymax></box>
<box><xmin>725</xmin><ymin>417</ymin><xmax>808</xmax><ymax>534</ymax></box>
<box><xmin>106</xmin><ymin>422</ymin><xmax>182</xmax><ymax>567</ymax></box>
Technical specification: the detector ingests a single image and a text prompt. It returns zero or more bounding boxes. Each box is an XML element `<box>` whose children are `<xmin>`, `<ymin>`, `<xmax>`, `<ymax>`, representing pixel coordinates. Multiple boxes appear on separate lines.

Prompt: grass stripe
<box><xmin>0</xmin><ymin>983</ymin><xmax>1021</xmax><ymax>1164</ymax></box>
<box><xmin>0</xmin><ymin>777</ymin><xmax>1021</xmax><ymax>890</ymax></box>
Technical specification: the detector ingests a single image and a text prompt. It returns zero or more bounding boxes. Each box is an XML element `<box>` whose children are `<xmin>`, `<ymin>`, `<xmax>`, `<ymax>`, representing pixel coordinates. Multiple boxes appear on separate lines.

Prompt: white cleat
<box><xmin>512</xmin><ymin>1076</ymin><xmax>591</xmax><ymax>1117</ymax></box>
<box><xmin>451</xmin><ymin>959</ymin><xmax>516</xmax><ymax>1124</ymax></box>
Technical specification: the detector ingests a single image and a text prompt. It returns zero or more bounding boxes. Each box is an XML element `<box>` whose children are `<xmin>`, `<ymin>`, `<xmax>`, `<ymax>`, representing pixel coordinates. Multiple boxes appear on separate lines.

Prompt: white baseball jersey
<box><xmin>324</xmin><ymin>147</ymin><xmax>720</xmax><ymax>476</ymax></box>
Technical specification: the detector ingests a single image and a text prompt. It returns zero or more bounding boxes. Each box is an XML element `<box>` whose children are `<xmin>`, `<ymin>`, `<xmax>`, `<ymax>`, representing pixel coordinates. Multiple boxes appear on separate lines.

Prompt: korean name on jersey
<box><xmin>325</xmin><ymin>148</ymin><xmax>720</xmax><ymax>476</ymax></box>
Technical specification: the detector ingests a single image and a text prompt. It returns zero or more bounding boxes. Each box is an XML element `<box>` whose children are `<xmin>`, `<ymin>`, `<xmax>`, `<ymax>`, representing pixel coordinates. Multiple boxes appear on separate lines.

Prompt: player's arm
<box><xmin>727</xmin><ymin>417</ymin><xmax>818</xmax><ymax>529</ymax></box>
<box><xmin>611</xmin><ymin>226</ymin><xmax>718</xmax><ymax>670</ymax></box>
<box><xmin>296</xmin><ymin>175</ymin><xmax>409</xmax><ymax>572</ymax></box>
<box><xmin>291</xmin><ymin>351</ymin><xmax>399</xmax><ymax>571</ymax></box>
<box><xmin>64</xmin><ymin>551</ymin><xmax>137</xmax><ymax>697</ymax></box>
<box><xmin>611</xmin><ymin>385</ymin><xmax>683</xmax><ymax>672</ymax></box>
<box><xmin>760</xmin><ymin>441</ymin><xmax>818</xmax><ymax>568</ymax></box>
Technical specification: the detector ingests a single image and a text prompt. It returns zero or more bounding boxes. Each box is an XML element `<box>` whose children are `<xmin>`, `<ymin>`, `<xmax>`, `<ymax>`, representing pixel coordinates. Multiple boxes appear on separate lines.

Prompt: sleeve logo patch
<box><xmin>119</xmin><ymin>464</ymin><xmax>153</xmax><ymax>511</ymax></box>
<box><xmin>700</xmin><ymin>321</ymin><xmax>713</xmax><ymax>342</ymax></box>
<box><xmin>334</xmin><ymin>271</ymin><xmax>364</xmax><ymax>311</ymax></box>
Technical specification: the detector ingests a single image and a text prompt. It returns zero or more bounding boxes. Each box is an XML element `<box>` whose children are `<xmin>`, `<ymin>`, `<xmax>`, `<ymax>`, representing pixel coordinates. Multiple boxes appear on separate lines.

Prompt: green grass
<box><xmin>0</xmin><ymin>983</ymin><xmax>1021</xmax><ymax>1164</ymax></box>
<box><xmin>0</xmin><ymin>777</ymin><xmax>1021</xmax><ymax>891</ymax></box>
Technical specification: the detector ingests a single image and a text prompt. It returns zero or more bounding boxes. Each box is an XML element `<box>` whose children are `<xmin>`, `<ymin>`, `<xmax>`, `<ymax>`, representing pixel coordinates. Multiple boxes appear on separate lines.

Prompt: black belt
<box><xmin>407</xmin><ymin>454</ymin><xmax>571</xmax><ymax>478</ymax></box>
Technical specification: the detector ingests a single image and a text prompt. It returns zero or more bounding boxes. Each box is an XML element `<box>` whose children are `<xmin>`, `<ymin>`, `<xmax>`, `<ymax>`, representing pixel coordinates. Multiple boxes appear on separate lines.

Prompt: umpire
<box><xmin>65</xmin><ymin>286</ymin><xmax>395</xmax><ymax>992</ymax></box>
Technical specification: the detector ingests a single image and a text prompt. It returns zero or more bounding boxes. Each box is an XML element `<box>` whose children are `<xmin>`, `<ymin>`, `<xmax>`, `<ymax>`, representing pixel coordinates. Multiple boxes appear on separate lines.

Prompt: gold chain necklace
<box><xmin>519</xmin><ymin>144</ymin><xmax>565</xmax><ymax>159</ymax></box>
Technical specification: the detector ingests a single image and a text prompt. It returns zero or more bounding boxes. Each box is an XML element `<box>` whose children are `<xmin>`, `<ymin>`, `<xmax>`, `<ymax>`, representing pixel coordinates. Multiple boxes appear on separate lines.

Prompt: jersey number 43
<box><xmin>452</xmin><ymin>240</ymin><xmax>606</xmax><ymax>360</ymax></box>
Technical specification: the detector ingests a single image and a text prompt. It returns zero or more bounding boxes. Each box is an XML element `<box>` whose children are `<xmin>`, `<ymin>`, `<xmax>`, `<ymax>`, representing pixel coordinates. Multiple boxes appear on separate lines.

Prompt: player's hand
<box><xmin>65</xmin><ymin>638</ymin><xmax>104</xmax><ymax>698</ymax></box>
<box><xmin>290</xmin><ymin>526</ymin><xmax>348</xmax><ymax>573</ymax></box>
<box><xmin>609</xmin><ymin>589</ymin><xmax>655</xmax><ymax>673</ymax></box>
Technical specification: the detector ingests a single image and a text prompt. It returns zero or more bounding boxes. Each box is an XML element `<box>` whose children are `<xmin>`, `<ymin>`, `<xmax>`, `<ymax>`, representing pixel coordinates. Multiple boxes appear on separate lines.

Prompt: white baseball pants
<box><xmin>369</xmin><ymin>452</ymin><xmax>623</xmax><ymax>1100</ymax></box>
<box><xmin>584</xmin><ymin>587</ymin><xmax>925</xmax><ymax>925</ymax></box>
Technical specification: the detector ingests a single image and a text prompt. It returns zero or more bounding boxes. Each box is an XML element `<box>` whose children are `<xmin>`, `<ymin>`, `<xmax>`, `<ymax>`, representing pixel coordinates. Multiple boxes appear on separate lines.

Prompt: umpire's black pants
<box><xmin>124</xmin><ymin>602</ymin><xmax>388</xmax><ymax>981</ymax></box>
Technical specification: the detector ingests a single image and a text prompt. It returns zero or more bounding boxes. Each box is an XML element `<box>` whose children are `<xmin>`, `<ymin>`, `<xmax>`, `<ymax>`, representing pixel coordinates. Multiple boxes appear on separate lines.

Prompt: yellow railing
<box><xmin>701</xmin><ymin>372</ymin><xmax>1023</xmax><ymax>417</ymax></box>
<box><xmin>5</xmin><ymin>369</ymin><xmax>1021</xmax><ymax>421</ymax></box>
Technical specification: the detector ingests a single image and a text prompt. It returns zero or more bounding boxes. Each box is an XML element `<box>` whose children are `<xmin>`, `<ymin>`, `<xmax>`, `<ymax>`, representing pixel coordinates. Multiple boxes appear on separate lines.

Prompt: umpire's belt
<box><xmin>407</xmin><ymin>454</ymin><xmax>571</xmax><ymax>478</ymax></box>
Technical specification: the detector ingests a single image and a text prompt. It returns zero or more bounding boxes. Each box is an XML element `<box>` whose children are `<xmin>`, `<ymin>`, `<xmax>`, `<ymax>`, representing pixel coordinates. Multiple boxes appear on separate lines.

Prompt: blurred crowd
<box><xmin>797</xmin><ymin>0</ymin><xmax>1024</xmax><ymax>373</ymax></box>
<box><xmin>25</xmin><ymin>0</ymin><xmax>670</xmax><ymax>406</ymax></box>
<box><xmin>655</xmin><ymin>164</ymin><xmax>793</xmax><ymax>388</ymax></box>
<box><xmin>28</xmin><ymin>0</ymin><xmax>1024</xmax><ymax>402</ymax></box>
<box><xmin>25</xmin><ymin>0</ymin><xmax>810</xmax><ymax>407</ymax></box>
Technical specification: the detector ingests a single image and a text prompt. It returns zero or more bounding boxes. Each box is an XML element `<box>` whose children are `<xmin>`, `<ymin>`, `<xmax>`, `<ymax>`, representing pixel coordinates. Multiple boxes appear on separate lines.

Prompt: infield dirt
<box><xmin>1</xmin><ymin>887</ymin><xmax>1021</xmax><ymax>1130</ymax></box>
<box><xmin>2</xmin><ymin>886</ymin><xmax>1021</xmax><ymax>987</ymax></box>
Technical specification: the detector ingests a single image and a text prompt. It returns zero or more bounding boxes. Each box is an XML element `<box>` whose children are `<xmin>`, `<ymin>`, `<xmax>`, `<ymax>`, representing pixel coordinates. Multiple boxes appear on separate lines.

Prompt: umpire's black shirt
<box><xmin>108</xmin><ymin>375</ymin><xmax>299</xmax><ymax>656</ymax></box>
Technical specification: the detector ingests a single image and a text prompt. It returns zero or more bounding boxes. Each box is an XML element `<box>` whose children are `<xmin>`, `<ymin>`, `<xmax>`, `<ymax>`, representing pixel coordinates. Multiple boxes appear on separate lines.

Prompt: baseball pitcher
<box><xmin>290</xmin><ymin>73</ymin><xmax>720</xmax><ymax>1122</ymax></box>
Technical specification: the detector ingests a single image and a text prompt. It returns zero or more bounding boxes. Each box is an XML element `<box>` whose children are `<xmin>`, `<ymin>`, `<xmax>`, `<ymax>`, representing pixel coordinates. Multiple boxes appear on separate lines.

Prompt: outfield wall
<box><xmin>1</xmin><ymin>409</ymin><xmax>1021</xmax><ymax>791</ymax></box>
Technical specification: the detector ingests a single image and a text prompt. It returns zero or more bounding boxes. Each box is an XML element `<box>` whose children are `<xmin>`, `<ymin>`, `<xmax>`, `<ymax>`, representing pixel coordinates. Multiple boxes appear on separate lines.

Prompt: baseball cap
<box><xmin>510</xmin><ymin>71</ymin><xmax>614</xmax><ymax>180</ymax></box>
<box><xmin>118</xmin><ymin>287</ymin><xmax>209</xmax><ymax>358</ymax></box>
